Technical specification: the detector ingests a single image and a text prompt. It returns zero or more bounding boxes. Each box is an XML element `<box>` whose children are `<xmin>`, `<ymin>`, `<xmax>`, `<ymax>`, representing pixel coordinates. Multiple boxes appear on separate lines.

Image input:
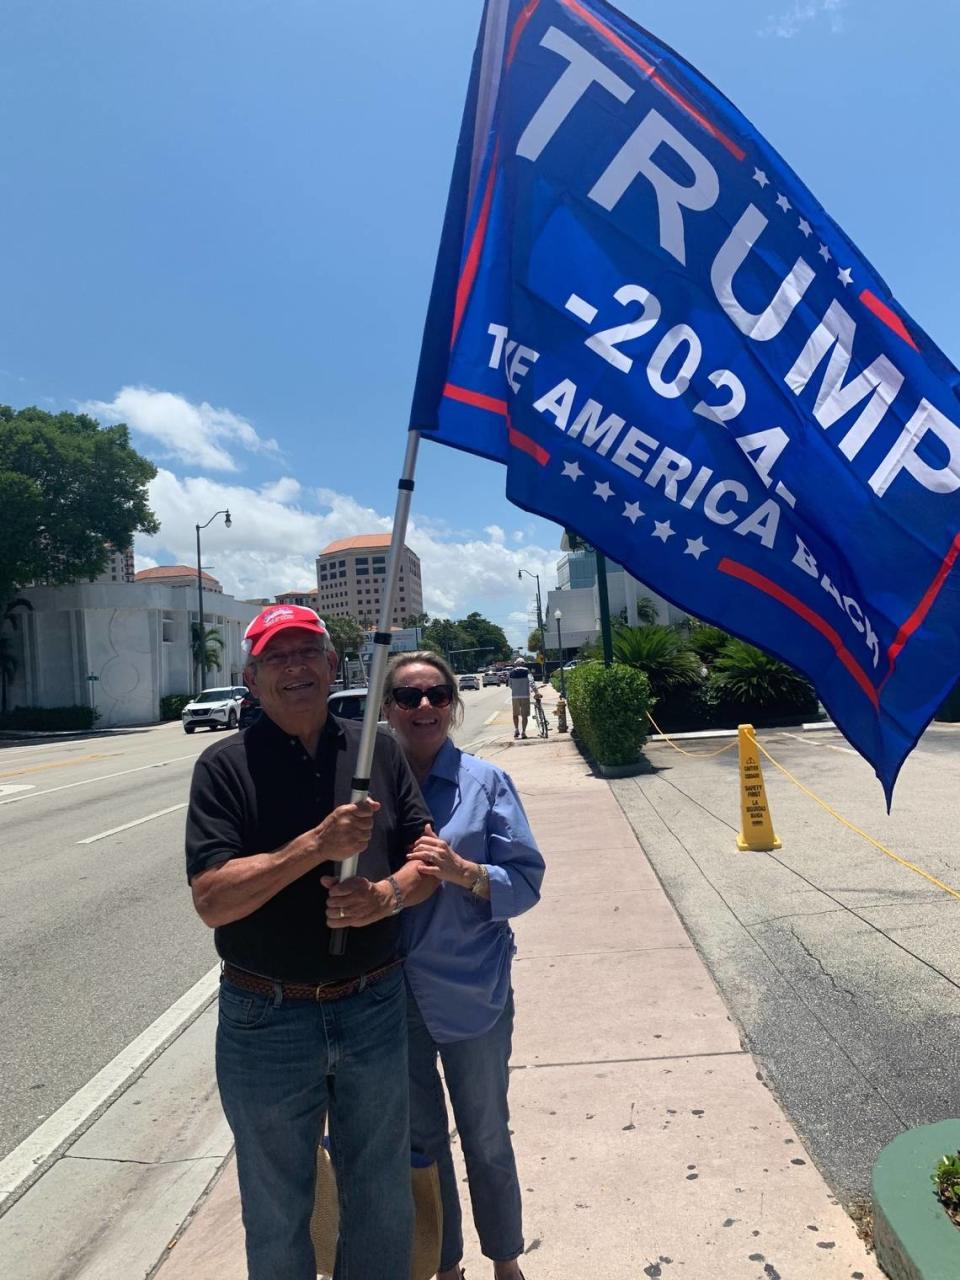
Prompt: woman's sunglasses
<box><xmin>391</xmin><ymin>684</ymin><xmax>455</xmax><ymax>711</ymax></box>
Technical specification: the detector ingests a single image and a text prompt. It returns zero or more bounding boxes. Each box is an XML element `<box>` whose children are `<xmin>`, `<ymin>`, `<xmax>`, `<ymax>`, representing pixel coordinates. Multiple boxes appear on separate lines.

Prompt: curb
<box><xmin>0</xmin><ymin>964</ymin><xmax>220</xmax><ymax>1214</ymax></box>
<box><xmin>872</xmin><ymin>1119</ymin><xmax>960</xmax><ymax>1280</ymax></box>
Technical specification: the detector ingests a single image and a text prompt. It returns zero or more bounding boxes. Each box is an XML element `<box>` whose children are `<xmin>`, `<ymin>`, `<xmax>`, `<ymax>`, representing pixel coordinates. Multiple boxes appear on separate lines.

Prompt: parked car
<box><xmin>327</xmin><ymin>688</ymin><xmax>388</xmax><ymax>725</ymax></box>
<box><xmin>238</xmin><ymin>692</ymin><xmax>261</xmax><ymax>729</ymax></box>
<box><xmin>482</xmin><ymin>670</ymin><xmax>500</xmax><ymax>687</ymax></box>
<box><xmin>182</xmin><ymin>686</ymin><xmax>247</xmax><ymax>733</ymax></box>
<box><xmin>458</xmin><ymin>673</ymin><xmax>480</xmax><ymax>691</ymax></box>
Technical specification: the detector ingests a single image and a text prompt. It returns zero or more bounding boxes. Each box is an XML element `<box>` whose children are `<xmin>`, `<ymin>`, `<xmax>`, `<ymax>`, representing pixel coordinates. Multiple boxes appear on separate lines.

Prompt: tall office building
<box><xmin>316</xmin><ymin>535</ymin><xmax>423</xmax><ymax>627</ymax></box>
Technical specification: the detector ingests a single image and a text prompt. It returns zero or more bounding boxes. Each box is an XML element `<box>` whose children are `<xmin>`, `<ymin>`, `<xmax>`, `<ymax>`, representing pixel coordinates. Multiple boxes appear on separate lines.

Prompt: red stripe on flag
<box><xmin>507</xmin><ymin>421</ymin><xmax>551</xmax><ymax>466</ymax></box>
<box><xmin>859</xmin><ymin>289</ymin><xmax>920</xmax><ymax>351</ymax></box>
<box><xmin>886</xmin><ymin>530</ymin><xmax>960</xmax><ymax>671</ymax></box>
<box><xmin>718</xmin><ymin>557</ymin><xmax>880</xmax><ymax>710</ymax></box>
<box><xmin>442</xmin><ymin>383</ymin><xmax>551</xmax><ymax>465</ymax></box>
<box><xmin>559</xmin><ymin>0</ymin><xmax>746</xmax><ymax>162</ymax></box>
<box><xmin>450</xmin><ymin>149</ymin><xmax>499</xmax><ymax>348</ymax></box>
<box><xmin>507</xmin><ymin>0</ymin><xmax>541</xmax><ymax>67</ymax></box>
<box><xmin>443</xmin><ymin>382</ymin><xmax>508</xmax><ymax>416</ymax></box>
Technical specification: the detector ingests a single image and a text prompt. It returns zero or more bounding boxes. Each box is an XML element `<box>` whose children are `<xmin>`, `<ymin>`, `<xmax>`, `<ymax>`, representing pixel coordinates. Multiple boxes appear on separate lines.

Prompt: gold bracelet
<box><xmin>470</xmin><ymin>864</ymin><xmax>489</xmax><ymax>897</ymax></box>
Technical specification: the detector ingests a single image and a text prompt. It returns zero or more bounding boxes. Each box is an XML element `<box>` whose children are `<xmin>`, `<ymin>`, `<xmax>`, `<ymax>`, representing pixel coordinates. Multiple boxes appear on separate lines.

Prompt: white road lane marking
<box><xmin>0</xmin><ymin>783</ymin><xmax>36</xmax><ymax>797</ymax></box>
<box><xmin>0</xmin><ymin>753</ymin><xmax>199</xmax><ymax>806</ymax></box>
<box><xmin>0</xmin><ymin>963</ymin><xmax>221</xmax><ymax>1211</ymax></box>
<box><xmin>77</xmin><ymin>802</ymin><xmax>189</xmax><ymax>844</ymax></box>
<box><xmin>781</xmin><ymin>731</ymin><xmax>857</xmax><ymax>755</ymax></box>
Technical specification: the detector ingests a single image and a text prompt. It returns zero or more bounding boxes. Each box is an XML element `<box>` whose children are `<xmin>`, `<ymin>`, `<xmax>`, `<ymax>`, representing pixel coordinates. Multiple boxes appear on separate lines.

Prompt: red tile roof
<box><xmin>319</xmin><ymin>534</ymin><xmax>391</xmax><ymax>556</ymax></box>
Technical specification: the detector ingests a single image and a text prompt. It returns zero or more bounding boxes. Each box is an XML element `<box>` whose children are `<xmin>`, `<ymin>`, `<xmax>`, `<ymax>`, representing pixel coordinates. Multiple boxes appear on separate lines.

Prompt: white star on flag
<box><xmin>652</xmin><ymin>520</ymin><xmax>674</xmax><ymax>542</ymax></box>
<box><xmin>594</xmin><ymin>480</ymin><xmax>614</xmax><ymax>501</ymax></box>
<box><xmin>684</xmin><ymin>536</ymin><xmax>709</xmax><ymax>560</ymax></box>
<box><xmin>818</xmin><ymin>243</ymin><xmax>831</xmax><ymax>262</ymax></box>
<box><xmin>562</xmin><ymin>460</ymin><xmax>583</xmax><ymax>481</ymax></box>
<box><xmin>623</xmin><ymin>501</ymin><xmax>643</xmax><ymax>524</ymax></box>
<box><xmin>837</xmin><ymin>267</ymin><xmax>853</xmax><ymax>287</ymax></box>
<box><xmin>775</xmin><ymin>193</ymin><xmax>791</xmax><ymax>212</ymax></box>
<box><xmin>752</xmin><ymin>167</ymin><xmax>769</xmax><ymax>188</ymax></box>
<box><xmin>798</xmin><ymin>217</ymin><xmax>812</xmax><ymax>237</ymax></box>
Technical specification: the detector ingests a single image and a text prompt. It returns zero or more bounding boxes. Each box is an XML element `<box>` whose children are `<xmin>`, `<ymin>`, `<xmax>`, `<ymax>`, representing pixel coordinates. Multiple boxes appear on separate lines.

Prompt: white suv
<box><xmin>182</xmin><ymin>686</ymin><xmax>247</xmax><ymax>733</ymax></box>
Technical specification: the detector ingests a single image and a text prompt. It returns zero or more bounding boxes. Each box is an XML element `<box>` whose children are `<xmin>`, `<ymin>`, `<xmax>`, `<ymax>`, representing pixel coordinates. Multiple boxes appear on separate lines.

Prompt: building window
<box><xmin>356</xmin><ymin>566</ymin><xmax>369</xmax><ymax>576</ymax></box>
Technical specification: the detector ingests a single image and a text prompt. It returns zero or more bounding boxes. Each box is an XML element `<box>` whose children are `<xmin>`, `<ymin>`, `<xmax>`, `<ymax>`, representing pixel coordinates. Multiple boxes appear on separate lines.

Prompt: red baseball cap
<box><xmin>243</xmin><ymin>605</ymin><xmax>329</xmax><ymax>658</ymax></box>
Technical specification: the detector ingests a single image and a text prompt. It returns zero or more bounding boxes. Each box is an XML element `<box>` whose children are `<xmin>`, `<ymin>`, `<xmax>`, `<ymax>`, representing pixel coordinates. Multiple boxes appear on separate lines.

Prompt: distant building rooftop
<box><xmin>135</xmin><ymin>565</ymin><xmax>222</xmax><ymax>590</ymax></box>
<box><xmin>319</xmin><ymin>534</ymin><xmax>391</xmax><ymax>556</ymax></box>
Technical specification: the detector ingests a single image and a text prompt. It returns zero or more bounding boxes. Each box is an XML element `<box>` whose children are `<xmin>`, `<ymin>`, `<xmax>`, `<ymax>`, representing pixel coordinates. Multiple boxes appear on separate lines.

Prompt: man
<box><xmin>507</xmin><ymin>657</ymin><xmax>535</xmax><ymax>739</ymax></box>
<box><xmin>186</xmin><ymin>604</ymin><xmax>434</xmax><ymax>1280</ymax></box>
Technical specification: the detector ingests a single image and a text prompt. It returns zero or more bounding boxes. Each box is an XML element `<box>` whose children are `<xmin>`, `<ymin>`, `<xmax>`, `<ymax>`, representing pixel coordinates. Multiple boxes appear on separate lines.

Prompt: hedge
<box><xmin>565</xmin><ymin>661</ymin><xmax>652</xmax><ymax>767</ymax></box>
<box><xmin>0</xmin><ymin>704</ymin><xmax>99</xmax><ymax>731</ymax></box>
<box><xmin>160</xmin><ymin>694</ymin><xmax>193</xmax><ymax>721</ymax></box>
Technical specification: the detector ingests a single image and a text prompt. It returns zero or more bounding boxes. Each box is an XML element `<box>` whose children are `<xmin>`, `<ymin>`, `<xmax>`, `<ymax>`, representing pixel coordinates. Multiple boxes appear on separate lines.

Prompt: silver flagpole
<box><xmin>329</xmin><ymin>429</ymin><xmax>421</xmax><ymax>955</ymax></box>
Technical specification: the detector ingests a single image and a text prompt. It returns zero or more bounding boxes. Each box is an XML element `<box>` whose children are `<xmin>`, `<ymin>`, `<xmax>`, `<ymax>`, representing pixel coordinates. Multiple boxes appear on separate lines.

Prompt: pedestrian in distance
<box><xmin>185</xmin><ymin>604</ymin><xmax>435</xmax><ymax>1280</ymax></box>
<box><xmin>507</xmin><ymin>657</ymin><xmax>535</xmax><ymax>739</ymax></box>
<box><xmin>383</xmin><ymin>650</ymin><xmax>545</xmax><ymax>1280</ymax></box>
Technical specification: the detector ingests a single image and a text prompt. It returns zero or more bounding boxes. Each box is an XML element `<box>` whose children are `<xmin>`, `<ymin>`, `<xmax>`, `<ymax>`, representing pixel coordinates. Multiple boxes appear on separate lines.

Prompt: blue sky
<box><xmin>2</xmin><ymin>0</ymin><xmax>957</xmax><ymax>645</ymax></box>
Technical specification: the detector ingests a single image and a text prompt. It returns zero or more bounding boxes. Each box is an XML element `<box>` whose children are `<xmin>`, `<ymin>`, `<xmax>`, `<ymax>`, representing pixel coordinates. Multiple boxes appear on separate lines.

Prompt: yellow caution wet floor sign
<box><xmin>736</xmin><ymin>723</ymin><xmax>781</xmax><ymax>851</ymax></box>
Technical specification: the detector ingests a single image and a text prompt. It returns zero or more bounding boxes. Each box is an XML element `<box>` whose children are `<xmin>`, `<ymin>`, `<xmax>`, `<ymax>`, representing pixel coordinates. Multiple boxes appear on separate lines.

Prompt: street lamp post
<box><xmin>195</xmin><ymin>509</ymin><xmax>231</xmax><ymax>693</ymax></box>
<box><xmin>517</xmin><ymin>567</ymin><xmax>545</xmax><ymax>682</ymax></box>
<box><xmin>554</xmin><ymin>608</ymin><xmax>566</xmax><ymax>700</ymax></box>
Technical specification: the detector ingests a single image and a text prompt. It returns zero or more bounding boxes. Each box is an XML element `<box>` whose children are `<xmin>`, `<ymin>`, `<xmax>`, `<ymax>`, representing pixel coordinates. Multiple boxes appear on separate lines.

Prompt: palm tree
<box><xmin>192</xmin><ymin>624</ymin><xmax>224</xmax><ymax>689</ymax></box>
<box><xmin>711</xmin><ymin>638</ymin><xmax>815</xmax><ymax>710</ymax></box>
<box><xmin>612</xmin><ymin>624</ymin><xmax>702</xmax><ymax>700</ymax></box>
<box><xmin>1</xmin><ymin>598</ymin><xmax>33</xmax><ymax>715</ymax></box>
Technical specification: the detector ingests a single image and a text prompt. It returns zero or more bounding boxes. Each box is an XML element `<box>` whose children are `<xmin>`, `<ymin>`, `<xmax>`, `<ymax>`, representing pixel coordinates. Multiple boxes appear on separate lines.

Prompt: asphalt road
<box><xmin>0</xmin><ymin>681</ymin><xmax>509</xmax><ymax>1160</ymax></box>
<box><xmin>611</xmin><ymin>721</ymin><xmax>960</xmax><ymax>1202</ymax></box>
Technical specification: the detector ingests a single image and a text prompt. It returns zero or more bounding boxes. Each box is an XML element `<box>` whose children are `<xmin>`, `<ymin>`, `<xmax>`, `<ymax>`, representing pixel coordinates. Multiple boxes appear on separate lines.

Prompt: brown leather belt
<box><xmin>222</xmin><ymin>959</ymin><xmax>401</xmax><ymax>1004</ymax></box>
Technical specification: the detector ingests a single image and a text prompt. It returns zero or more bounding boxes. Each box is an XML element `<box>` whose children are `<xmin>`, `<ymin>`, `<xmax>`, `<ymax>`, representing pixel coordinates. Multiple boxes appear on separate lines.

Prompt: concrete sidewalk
<box><xmin>156</xmin><ymin>708</ymin><xmax>881</xmax><ymax>1280</ymax></box>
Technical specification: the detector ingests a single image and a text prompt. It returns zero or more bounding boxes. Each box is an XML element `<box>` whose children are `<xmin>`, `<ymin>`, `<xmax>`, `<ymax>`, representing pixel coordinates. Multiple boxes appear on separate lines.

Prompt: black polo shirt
<box><xmin>185</xmin><ymin>712</ymin><xmax>431</xmax><ymax>982</ymax></box>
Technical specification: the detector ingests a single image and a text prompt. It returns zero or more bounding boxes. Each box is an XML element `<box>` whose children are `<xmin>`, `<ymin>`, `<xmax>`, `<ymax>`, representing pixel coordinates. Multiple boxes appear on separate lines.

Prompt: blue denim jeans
<box><xmin>216</xmin><ymin>967</ymin><xmax>412</xmax><ymax>1280</ymax></box>
<box><xmin>406</xmin><ymin>987</ymin><xmax>523</xmax><ymax>1270</ymax></box>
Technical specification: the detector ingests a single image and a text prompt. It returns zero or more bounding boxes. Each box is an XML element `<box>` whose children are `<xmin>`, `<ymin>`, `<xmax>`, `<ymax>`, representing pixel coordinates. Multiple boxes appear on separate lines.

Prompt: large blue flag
<box><xmin>410</xmin><ymin>0</ymin><xmax>960</xmax><ymax>801</ymax></box>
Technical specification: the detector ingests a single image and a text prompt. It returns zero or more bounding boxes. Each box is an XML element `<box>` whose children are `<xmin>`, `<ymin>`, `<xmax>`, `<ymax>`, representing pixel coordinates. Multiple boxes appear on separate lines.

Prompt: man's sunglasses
<box><xmin>391</xmin><ymin>684</ymin><xmax>455</xmax><ymax>711</ymax></box>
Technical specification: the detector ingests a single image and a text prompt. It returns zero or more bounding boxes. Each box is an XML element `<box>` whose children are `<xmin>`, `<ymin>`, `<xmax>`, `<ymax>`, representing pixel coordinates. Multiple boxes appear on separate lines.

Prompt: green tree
<box><xmin>527</xmin><ymin>627</ymin><xmax>544</xmax><ymax>654</ymax></box>
<box><xmin>612</xmin><ymin>624</ymin><xmax>702</xmax><ymax>700</ymax></box>
<box><xmin>687</xmin><ymin>622</ymin><xmax>732</xmax><ymax>666</ymax></box>
<box><xmin>634</xmin><ymin>595</ymin><xmax>659</xmax><ymax>626</ymax></box>
<box><xmin>325</xmin><ymin>615</ymin><xmax>365</xmax><ymax>662</ymax></box>
<box><xmin>711</xmin><ymin>638</ymin><xmax>815</xmax><ymax>710</ymax></box>
<box><xmin>192</xmin><ymin>625</ymin><xmax>224</xmax><ymax>684</ymax></box>
<box><xmin>0</xmin><ymin>597</ymin><xmax>32</xmax><ymax>715</ymax></box>
<box><xmin>401</xmin><ymin>612</ymin><xmax>429</xmax><ymax>628</ymax></box>
<box><xmin>0</xmin><ymin>405</ymin><xmax>159</xmax><ymax>606</ymax></box>
<box><xmin>422</xmin><ymin>618</ymin><xmax>471</xmax><ymax>668</ymax></box>
<box><xmin>457</xmin><ymin>611</ymin><xmax>511</xmax><ymax>663</ymax></box>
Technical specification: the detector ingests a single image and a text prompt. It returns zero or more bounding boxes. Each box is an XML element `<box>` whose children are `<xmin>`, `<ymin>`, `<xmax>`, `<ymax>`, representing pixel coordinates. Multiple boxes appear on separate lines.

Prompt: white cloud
<box><xmin>761</xmin><ymin>0</ymin><xmax>846</xmax><ymax>37</ymax></box>
<box><xmin>81</xmin><ymin>387</ymin><xmax>280</xmax><ymax>472</ymax></box>
<box><xmin>136</xmin><ymin>471</ymin><xmax>557</xmax><ymax>648</ymax></box>
<box><xmin>260</xmin><ymin>477</ymin><xmax>303</xmax><ymax>503</ymax></box>
<box><xmin>134</xmin><ymin>553</ymin><xmax>158</xmax><ymax>573</ymax></box>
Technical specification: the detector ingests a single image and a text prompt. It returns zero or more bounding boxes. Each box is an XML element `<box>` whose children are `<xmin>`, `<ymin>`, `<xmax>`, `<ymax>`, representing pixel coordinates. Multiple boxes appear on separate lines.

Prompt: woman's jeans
<box><xmin>216</xmin><ymin>967</ymin><xmax>412</xmax><ymax>1280</ymax></box>
<box><xmin>407</xmin><ymin>987</ymin><xmax>523</xmax><ymax>1269</ymax></box>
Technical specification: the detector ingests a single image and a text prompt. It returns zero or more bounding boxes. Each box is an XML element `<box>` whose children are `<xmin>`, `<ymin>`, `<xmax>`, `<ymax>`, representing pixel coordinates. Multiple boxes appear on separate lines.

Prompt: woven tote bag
<box><xmin>310</xmin><ymin>1140</ymin><xmax>442</xmax><ymax>1280</ymax></box>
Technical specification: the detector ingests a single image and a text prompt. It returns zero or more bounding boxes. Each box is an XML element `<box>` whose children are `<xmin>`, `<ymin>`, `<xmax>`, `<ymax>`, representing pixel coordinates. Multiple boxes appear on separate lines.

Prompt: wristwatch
<box><xmin>470</xmin><ymin>864</ymin><xmax>490</xmax><ymax>897</ymax></box>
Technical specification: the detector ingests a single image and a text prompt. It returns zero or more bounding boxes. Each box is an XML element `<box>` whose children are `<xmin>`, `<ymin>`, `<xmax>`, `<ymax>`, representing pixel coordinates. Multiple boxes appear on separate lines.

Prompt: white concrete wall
<box><xmin>6</xmin><ymin>583</ymin><xmax>259</xmax><ymax>726</ymax></box>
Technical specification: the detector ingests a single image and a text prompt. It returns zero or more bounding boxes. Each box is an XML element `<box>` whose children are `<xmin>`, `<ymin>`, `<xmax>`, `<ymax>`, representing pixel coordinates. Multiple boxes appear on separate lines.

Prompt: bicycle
<box><xmin>532</xmin><ymin>688</ymin><xmax>549</xmax><ymax>739</ymax></box>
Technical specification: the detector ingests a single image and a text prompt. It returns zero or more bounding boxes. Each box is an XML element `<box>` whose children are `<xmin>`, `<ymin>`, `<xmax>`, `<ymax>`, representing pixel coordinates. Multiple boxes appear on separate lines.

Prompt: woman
<box><xmin>383</xmin><ymin>651</ymin><xmax>545</xmax><ymax>1280</ymax></box>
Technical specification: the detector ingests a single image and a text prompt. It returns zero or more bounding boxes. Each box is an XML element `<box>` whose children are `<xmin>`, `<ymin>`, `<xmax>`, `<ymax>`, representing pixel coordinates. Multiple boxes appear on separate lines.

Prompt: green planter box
<box><xmin>872</xmin><ymin>1120</ymin><xmax>960</xmax><ymax>1279</ymax></box>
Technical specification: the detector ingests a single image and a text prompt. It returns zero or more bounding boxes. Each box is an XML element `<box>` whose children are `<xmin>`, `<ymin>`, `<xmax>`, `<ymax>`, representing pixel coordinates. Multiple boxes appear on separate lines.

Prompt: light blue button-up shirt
<box><xmin>401</xmin><ymin>739</ymin><xmax>545</xmax><ymax>1043</ymax></box>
